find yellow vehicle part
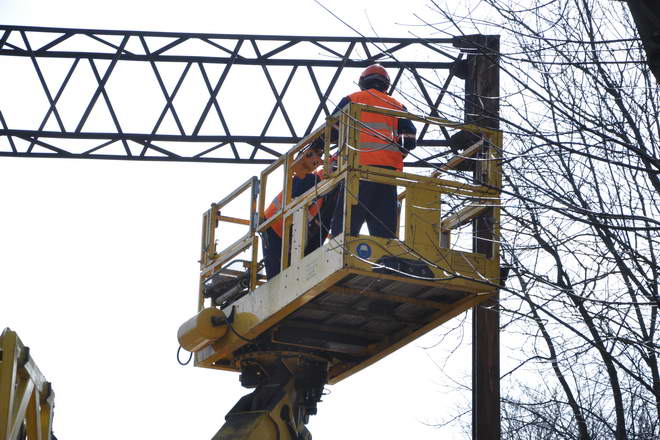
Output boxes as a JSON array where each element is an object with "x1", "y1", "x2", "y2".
[
  {"x1": 177, "y1": 308, "x2": 229, "y2": 352},
  {"x1": 211, "y1": 352, "x2": 324, "y2": 440},
  {"x1": 0, "y1": 328, "x2": 55, "y2": 440},
  {"x1": 186, "y1": 105, "x2": 501, "y2": 383},
  {"x1": 179, "y1": 103, "x2": 502, "y2": 439}
]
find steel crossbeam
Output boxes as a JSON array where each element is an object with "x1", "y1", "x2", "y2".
[{"x1": 0, "y1": 25, "x2": 465, "y2": 165}]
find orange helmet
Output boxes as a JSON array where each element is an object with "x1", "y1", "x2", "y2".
[{"x1": 358, "y1": 64, "x2": 390, "y2": 91}]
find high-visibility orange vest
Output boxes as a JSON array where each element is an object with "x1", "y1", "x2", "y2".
[
  {"x1": 347, "y1": 89, "x2": 405, "y2": 171},
  {"x1": 264, "y1": 173, "x2": 324, "y2": 237}
]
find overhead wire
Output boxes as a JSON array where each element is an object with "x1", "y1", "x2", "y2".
[
  {"x1": 308, "y1": 2, "x2": 660, "y2": 312},
  {"x1": 254, "y1": 101, "x2": 551, "y2": 295},
  {"x1": 314, "y1": 0, "x2": 469, "y2": 126},
  {"x1": 266, "y1": 88, "x2": 504, "y2": 286},
  {"x1": 223, "y1": 9, "x2": 649, "y2": 303},
  {"x1": 313, "y1": 171, "x2": 499, "y2": 287}
]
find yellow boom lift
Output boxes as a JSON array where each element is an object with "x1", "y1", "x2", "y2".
[
  {"x1": 178, "y1": 103, "x2": 502, "y2": 439},
  {"x1": 0, "y1": 328, "x2": 55, "y2": 440}
]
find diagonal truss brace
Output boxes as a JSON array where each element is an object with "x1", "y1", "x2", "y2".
[{"x1": 0, "y1": 25, "x2": 472, "y2": 165}]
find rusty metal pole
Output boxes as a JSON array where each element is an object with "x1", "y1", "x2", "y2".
[{"x1": 454, "y1": 34, "x2": 501, "y2": 440}]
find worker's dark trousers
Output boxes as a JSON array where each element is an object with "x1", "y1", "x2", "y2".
[
  {"x1": 331, "y1": 178, "x2": 397, "y2": 239},
  {"x1": 305, "y1": 189, "x2": 340, "y2": 255},
  {"x1": 262, "y1": 227, "x2": 282, "y2": 280}
]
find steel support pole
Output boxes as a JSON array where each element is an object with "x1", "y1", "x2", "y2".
[{"x1": 455, "y1": 34, "x2": 501, "y2": 440}]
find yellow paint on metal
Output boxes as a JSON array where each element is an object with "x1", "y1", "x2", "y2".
[
  {"x1": 177, "y1": 308, "x2": 228, "y2": 352},
  {"x1": 0, "y1": 328, "x2": 54, "y2": 440},
  {"x1": 196, "y1": 311, "x2": 260, "y2": 369},
  {"x1": 328, "y1": 292, "x2": 496, "y2": 383},
  {"x1": 185, "y1": 102, "x2": 502, "y2": 383}
]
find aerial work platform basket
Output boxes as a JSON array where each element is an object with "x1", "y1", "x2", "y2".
[{"x1": 181, "y1": 103, "x2": 502, "y2": 384}]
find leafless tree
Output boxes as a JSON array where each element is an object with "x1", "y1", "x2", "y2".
[{"x1": 415, "y1": 1, "x2": 659, "y2": 439}]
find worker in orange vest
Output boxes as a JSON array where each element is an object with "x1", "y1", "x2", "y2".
[
  {"x1": 262, "y1": 144, "x2": 324, "y2": 280},
  {"x1": 317, "y1": 64, "x2": 417, "y2": 239}
]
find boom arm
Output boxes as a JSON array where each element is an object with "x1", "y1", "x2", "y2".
[
  {"x1": 212, "y1": 352, "x2": 326, "y2": 440},
  {"x1": 0, "y1": 328, "x2": 55, "y2": 440}
]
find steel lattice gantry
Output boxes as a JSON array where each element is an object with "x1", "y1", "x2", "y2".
[
  {"x1": 0, "y1": 25, "x2": 474, "y2": 165},
  {"x1": 0, "y1": 23, "x2": 504, "y2": 440}
]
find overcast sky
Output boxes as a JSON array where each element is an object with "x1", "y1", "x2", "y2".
[{"x1": 0, "y1": 1, "x2": 477, "y2": 438}]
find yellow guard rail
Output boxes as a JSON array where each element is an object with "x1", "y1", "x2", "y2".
[{"x1": 187, "y1": 103, "x2": 502, "y2": 383}]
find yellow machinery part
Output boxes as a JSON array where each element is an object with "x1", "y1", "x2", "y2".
[
  {"x1": 177, "y1": 308, "x2": 228, "y2": 352},
  {"x1": 212, "y1": 412, "x2": 279, "y2": 440},
  {"x1": 211, "y1": 352, "x2": 322, "y2": 440},
  {"x1": 184, "y1": 103, "x2": 502, "y2": 438},
  {"x1": 0, "y1": 328, "x2": 55, "y2": 440},
  {"x1": 190, "y1": 105, "x2": 502, "y2": 381}
]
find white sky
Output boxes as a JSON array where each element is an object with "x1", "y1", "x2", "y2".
[{"x1": 0, "y1": 1, "x2": 477, "y2": 438}]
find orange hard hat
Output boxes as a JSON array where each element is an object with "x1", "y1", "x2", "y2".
[{"x1": 358, "y1": 64, "x2": 390, "y2": 91}]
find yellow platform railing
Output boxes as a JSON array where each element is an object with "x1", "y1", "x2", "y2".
[{"x1": 196, "y1": 102, "x2": 502, "y2": 313}]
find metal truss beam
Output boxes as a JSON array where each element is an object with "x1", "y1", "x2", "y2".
[{"x1": 0, "y1": 25, "x2": 465, "y2": 165}]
